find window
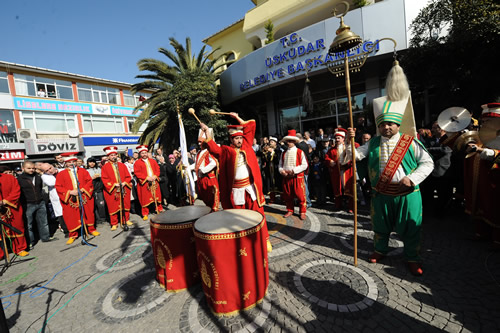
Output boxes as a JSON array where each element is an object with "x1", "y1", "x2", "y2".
[
  {"x1": 0, "y1": 71, "x2": 9, "y2": 93},
  {"x1": 20, "y1": 111, "x2": 77, "y2": 133},
  {"x1": 82, "y1": 114, "x2": 124, "y2": 133},
  {"x1": 127, "y1": 118, "x2": 148, "y2": 132},
  {"x1": 122, "y1": 90, "x2": 136, "y2": 106},
  {"x1": 225, "y1": 52, "x2": 236, "y2": 68},
  {"x1": 135, "y1": 92, "x2": 151, "y2": 106},
  {"x1": 77, "y1": 84, "x2": 120, "y2": 104},
  {"x1": 13, "y1": 74, "x2": 73, "y2": 99}
]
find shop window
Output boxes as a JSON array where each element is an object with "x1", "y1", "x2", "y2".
[
  {"x1": 82, "y1": 114, "x2": 124, "y2": 133},
  {"x1": 0, "y1": 71, "x2": 9, "y2": 93},
  {"x1": 14, "y1": 74, "x2": 73, "y2": 100},
  {"x1": 20, "y1": 111, "x2": 77, "y2": 133}
]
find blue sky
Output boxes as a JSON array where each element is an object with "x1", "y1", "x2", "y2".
[{"x1": 0, "y1": 0, "x2": 254, "y2": 83}]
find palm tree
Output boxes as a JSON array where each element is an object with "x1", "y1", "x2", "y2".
[{"x1": 130, "y1": 37, "x2": 229, "y2": 148}]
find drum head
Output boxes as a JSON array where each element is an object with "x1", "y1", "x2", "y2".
[
  {"x1": 194, "y1": 209, "x2": 263, "y2": 234},
  {"x1": 151, "y1": 205, "x2": 212, "y2": 224}
]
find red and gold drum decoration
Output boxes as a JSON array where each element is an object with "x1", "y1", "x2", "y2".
[
  {"x1": 150, "y1": 205, "x2": 211, "y2": 292},
  {"x1": 194, "y1": 209, "x2": 269, "y2": 315}
]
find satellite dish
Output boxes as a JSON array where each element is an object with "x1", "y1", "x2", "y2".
[{"x1": 68, "y1": 128, "x2": 80, "y2": 138}]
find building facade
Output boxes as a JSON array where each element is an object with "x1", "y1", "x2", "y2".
[
  {"x1": 204, "y1": 0, "x2": 429, "y2": 138},
  {"x1": 0, "y1": 61, "x2": 151, "y2": 167}
]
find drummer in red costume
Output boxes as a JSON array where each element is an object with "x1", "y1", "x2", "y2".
[
  {"x1": 193, "y1": 128, "x2": 220, "y2": 211},
  {"x1": 55, "y1": 152, "x2": 100, "y2": 245},
  {"x1": 200, "y1": 113, "x2": 272, "y2": 252},
  {"x1": 101, "y1": 146, "x2": 134, "y2": 230},
  {"x1": 133, "y1": 145, "x2": 163, "y2": 220},
  {"x1": 279, "y1": 129, "x2": 309, "y2": 220},
  {"x1": 0, "y1": 171, "x2": 29, "y2": 259},
  {"x1": 325, "y1": 128, "x2": 359, "y2": 212}
]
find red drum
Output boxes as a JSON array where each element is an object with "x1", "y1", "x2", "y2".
[
  {"x1": 194, "y1": 209, "x2": 269, "y2": 315},
  {"x1": 150, "y1": 205, "x2": 211, "y2": 291}
]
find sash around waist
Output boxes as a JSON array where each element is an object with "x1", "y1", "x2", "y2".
[
  {"x1": 233, "y1": 177, "x2": 251, "y2": 188},
  {"x1": 373, "y1": 183, "x2": 418, "y2": 196}
]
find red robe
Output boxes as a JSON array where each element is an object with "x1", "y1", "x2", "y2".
[
  {"x1": 134, "y1": 158, "x2": 162, "y2": 215},
  {"x1": 101, "y1": 162, "x2": 132, "y2": 225},
  {"x1": 194, "y1": 149, "x2": 220, "y2": 211},
  {"x1": 325, "y1": 142, "x2": 359, "y2": 210},
  {"x1": 464, "y1": 152, "x2": 500, "y2": 240},
  {"x1": 206, "y1": 120, "x2": 265, "y2": 210},
  {"x1": 0, "y1": 174, "x2": 27, "y2": 257},
  {"x1": 55, "y1": 167, "x2": 96, "y2": 237}
]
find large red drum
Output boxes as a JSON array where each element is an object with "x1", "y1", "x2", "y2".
[
  {"x1": 150, "y1": 205, "x2": 211, "y2": 291},
  {"x1": 194, "y1": 209, "x2": 269, "y2": 315}
]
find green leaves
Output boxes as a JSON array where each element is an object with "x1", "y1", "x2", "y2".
[{"x1": 129, "y1": 37, "x2": 228, "y2": 150}]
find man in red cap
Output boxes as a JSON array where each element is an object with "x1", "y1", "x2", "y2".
[
  {"x1": 325, "y1": 128, "x2": 359, "y2": 212},
  {"x1": 193, "y1": 129, "x2": 220, "y2": 211},
  {"x1": 133, "y1": 145, "x2": 163, "y2": 220},
  {"x1": 101, "y1": 146, "x2": 133, "y2": 230},
  {"x1": 279, "y1": 129, "x2": 308, "y2": 220},
  {"x1": 200, "y1": 113, "x2": 271, "y2": 251},
  {"x1": 55, "y1": 153, "x2": 99, "y2": 244},
  {"x1": 0, "y1": 170, "x2": 29, "y2": 259}
]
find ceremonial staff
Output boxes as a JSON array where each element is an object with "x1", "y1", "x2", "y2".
[
  {"x1": 327, "y1": 2, "x2": 396, "y2": 266},
  {"x1": 72, "y1": 165, "x2": 96, "y2": 247}
]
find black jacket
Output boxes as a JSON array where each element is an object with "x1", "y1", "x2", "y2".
[{"x1": 17, "y1": 173, "x2": 44, "y2": 204}]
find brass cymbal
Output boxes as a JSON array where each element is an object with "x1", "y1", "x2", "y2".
[
  {"x1": 454, "y1": 130, "x2": 482, "y2": 152},
  {"x1": 437, "y1": 107, "x2": 471, "y2": 133},
  {"x1": 479, "y1": 117, "x2": 500, "y2": 149}
]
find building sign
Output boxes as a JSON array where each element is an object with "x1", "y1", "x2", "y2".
[
  {"x1": 239, "y1": 33, "x2": 378, "y2": 92},
  {"x1": 219, "y1": 0, "x2": 412, "y2": 104},
  {"x1": 24, "y1": 138, "x2": 84, "y2": 155},
  {"x1": 13, "y1": 97, "x2": 141, "y2": 117},
  {"x1": 0, "y1": 109, "x2": 18, "y2": 143},
  {"x1": 82, "y1": 136, "x2": 140, "y2": 146},
  {"x1": 0, "y1": 150, "x2": 25, "y2": 161}
]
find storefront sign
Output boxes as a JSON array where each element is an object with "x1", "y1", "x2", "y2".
[
  {"x1": 82, "y1": 136, "x2": 140, "y2": 146},
  {"x1": 0, "y1": 109, "x2": 18, "y2": 143},
  {"x1": 13, "y1": 97, "x2": 141, "y2": 117},
  {"x1": 0, "y1": 150, "x2": 25, "y2": 161},
  {"x1": 24, "y1": 138, "x2": 84, "y2": 155}
]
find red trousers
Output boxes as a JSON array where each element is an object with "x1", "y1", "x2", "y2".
[
  {"x1": 196, "y1": 176, "x2": 220, "y2": 211},
  {"x1": 282, "y1": 175, "x2": 307, "y2": 214}
]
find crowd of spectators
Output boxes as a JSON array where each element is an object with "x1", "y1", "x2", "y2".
[{"x1": 0, "y1": 116, "x2": 471, "y2": 253}]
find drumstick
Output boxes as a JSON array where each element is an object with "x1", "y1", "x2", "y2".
[
  {"x1": 209, "y1": 109, "x2": 232, "y2": 116},
  {"x1": 188, "y1": 108, "x2": 202, "y2": 125}
]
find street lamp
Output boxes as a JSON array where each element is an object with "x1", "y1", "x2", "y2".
[{"x1": 327, "y1": 2, "x2": 396, "y2": 266}]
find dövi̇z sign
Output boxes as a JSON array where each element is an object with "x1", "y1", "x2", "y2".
[{"x1": 24, "y1": 138, "x2": 84, "y2": 155}]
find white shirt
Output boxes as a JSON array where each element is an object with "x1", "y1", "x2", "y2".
[
  {"x1": 41, "y1": 174, "x2": 63, "y2": 217},
  {"x1": 348, "y1": 133, "x2": 434, "y2": 186},
  {"x1": 278, "y1": 146, "x2": 308, "y2": 175},
  {"x1": 232, "y1": 150, "x2": 257, "y2": 205}
]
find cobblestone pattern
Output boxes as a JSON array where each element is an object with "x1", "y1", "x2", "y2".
[{"x1": 1, "y1": 202, "x2": 500, "y2": 332}]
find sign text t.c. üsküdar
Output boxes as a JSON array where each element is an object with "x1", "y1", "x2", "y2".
[{"x1": 239, "y1": 32, "x2": 378, "y2": 92}]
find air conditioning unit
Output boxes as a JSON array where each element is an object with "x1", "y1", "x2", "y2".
[{"x1": 17, "y1": 128, "x2": 36, "y2": 142}]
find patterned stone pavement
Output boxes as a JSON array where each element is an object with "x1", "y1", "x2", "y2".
[{"x1": 1, "y1": 200, "x2": 500, "y2": 332}]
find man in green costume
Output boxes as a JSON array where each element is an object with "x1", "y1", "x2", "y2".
[{"x1": 346, "y1": 61, "x2": 434, "y2": 276}]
